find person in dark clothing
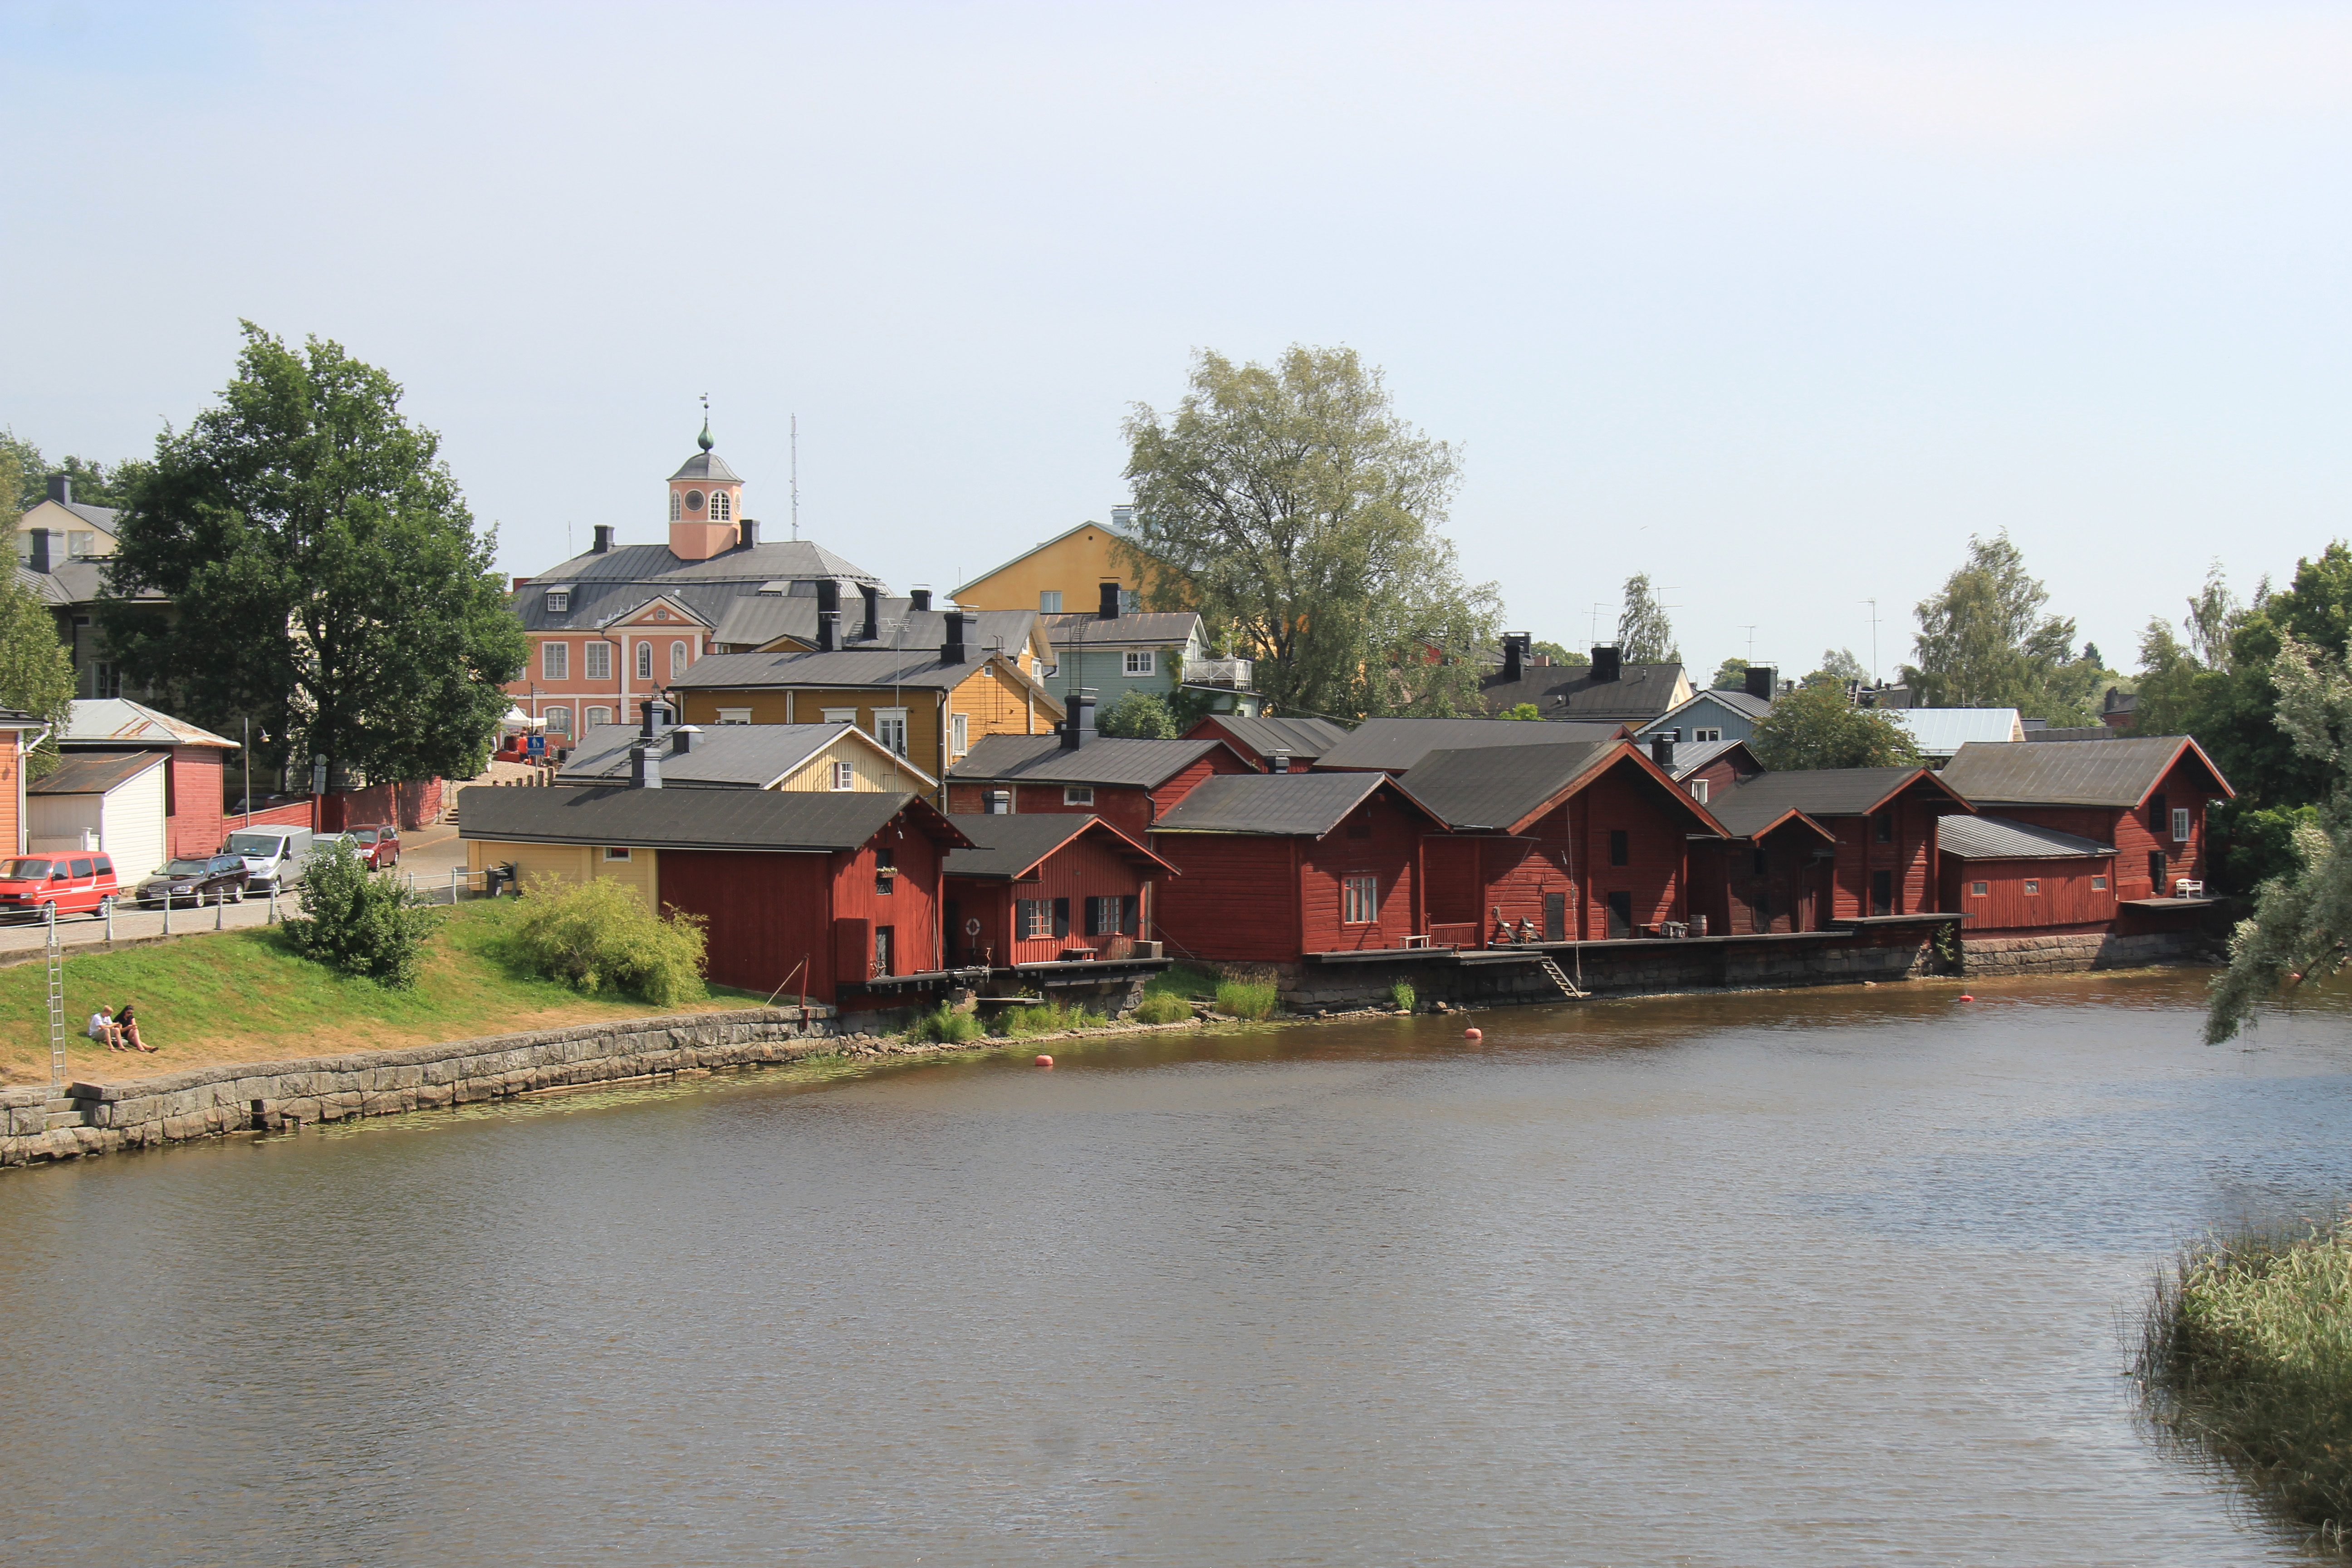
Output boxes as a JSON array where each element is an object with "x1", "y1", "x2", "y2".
[{"x1": 116, "y1": 1002, "x2": 153, "y2": 1054}]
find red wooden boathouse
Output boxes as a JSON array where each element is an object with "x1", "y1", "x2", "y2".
[{"x1": 943, "y1": 813, "x2": 1177, "y2": 967}]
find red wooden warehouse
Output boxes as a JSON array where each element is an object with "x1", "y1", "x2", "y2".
[
  {"x1": 1700, "y1": 765, "x2": 1975, "y2": 930},
  {"x1": 1397, "y1": 738, "x2": 1728, "y2": 945},
  {"x1": 458, "y1": 783, "x2": 970, "y2": 1007},
  {"x1": 946, "y1": 715, "x2": 1250, "y2": 836},
  {"x1": 943, "y1": 813, "x2": 1177, "y2": 968},
  {"x1": 1935, "y1": 814, "x2": 2120, "y2": 935},
  {"x1": 1148, "y1": 771, "x2": 1448, "y2": 961},
  {"x1": 1936, "y1": 735, "x2": 2233, "y2": 902}
]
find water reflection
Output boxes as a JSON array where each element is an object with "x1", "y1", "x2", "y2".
[{"x1": 0, "y1": 970, "x2": 2345, "y2": 1565}]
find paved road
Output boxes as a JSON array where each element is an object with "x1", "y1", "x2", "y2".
[{"x1": 0, "y1": 823, "x2": 477, "y2": 959}]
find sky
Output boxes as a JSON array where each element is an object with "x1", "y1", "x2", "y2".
[{"x1": 6, "y1": 0, "x2": 2351, "y2": 686}]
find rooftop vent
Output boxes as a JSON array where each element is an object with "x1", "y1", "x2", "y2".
[{"x1": 1592, "y1": 644, "x2": 1622, "y2": 683}]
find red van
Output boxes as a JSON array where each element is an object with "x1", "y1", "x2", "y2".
[{"x1": 0, "y1": 854, "x2": 120, "y2": 921}]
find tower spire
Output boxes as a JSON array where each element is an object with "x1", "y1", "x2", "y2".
[{"x1": 697, "y1": 392, "x2": 713, "y2": 452}]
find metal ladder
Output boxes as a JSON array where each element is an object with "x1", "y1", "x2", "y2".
[
  {"x1": 1532, "y1": 952, "x2": 1586, "y2": 1000},
  {"x1": 45, "y1": 906, "x2": 66, "y2": 1085}
]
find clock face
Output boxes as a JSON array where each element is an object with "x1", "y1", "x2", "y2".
[{"x1": 685, "y1": 489, "x2": 706, "y2": 513}]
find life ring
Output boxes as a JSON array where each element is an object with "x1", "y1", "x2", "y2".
[{"x1": 964, "y1": 917, "x2": 982, "y2": 936}]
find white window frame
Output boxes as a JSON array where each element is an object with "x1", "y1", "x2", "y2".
[
  {"x1": 1063, "y1": 785, "x2": 1094, "y2": 806},
  {"x1": 1018, "y1": 898, "x2": 1053, "y2": 939},
  {"x1": 584, "y1": 706, "x2": 612, "y2": 729},
  {"x1": 717, "y1": 708, "x2": 752, "y2": 725},
  {"x1": 713, "y1": 489, "x2": 731, "y2": 521},
  {"x1": 2171, "y1": 807, "x2": 2191, "y2": 843},
  {"x1": 671, "y1": 640, "x2": 689, "y2": 679},
  {"x1": 542, "y1": 641, "x2": 569, "y2": 680},
  {"x1": 1039, "y1": 590, "x2": 1063, "y2": 613},
  {"x1": 669, "y1": 491, "x2": 682, "y2": 522},
  {"x1": 832, "y1": 760, "x2": 855, "y2": 791},
  {"x1": 1342, "y1": 873, "x2": 1379, "y2": 926},
  {"x1": 1691, "y1": 727, "x2": 1723, "y2": 743},
  {"x1": 584, "y1": 641, "x2": 611, "y2": 681},
  {"x1": 603, "y1": 847, "x2": 632, "y2": 862},
  {"x1": 543, "y1": 706, "x2": 573, "y2": 735},
  {"x1": 951, "y1": 713, "x2": 969, "y2": 755},
  {"x1": 821, "y1": 707, "x2": 857, "y2": 725},
  {"x1": 545, "y1": 589, "x2": 569, "y2": 614},
  {"x1": 1969, "y1": 880, "x2": 1989, "y2": 897},
  {"x1": 1124, "y1": 649, "x2": 1155, "y2": 676},
  {"x1": 68, "y1": 530, "x2": 94, "y2": 559},
  {"x1": 1687, "y1": 779, "x2": 1710, "y2": 804},
  {"x1": 874, "y1": 708, "x2": 909, "y2": 755},
  {"x1": 636, "y1": 641, "x2": 652, "y2": 681}
]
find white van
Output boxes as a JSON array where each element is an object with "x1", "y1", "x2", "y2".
[{"x1": 226, "y1": 827, "x2": 315, "y2": 894}]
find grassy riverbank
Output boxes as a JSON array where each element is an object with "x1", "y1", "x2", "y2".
[
  {"x1": 2138, "y1": 1216, "x2": 2352, "y2": 1544},
  {"x1": 0, "y1": 902, "x2": 753, "y2": 1085}
]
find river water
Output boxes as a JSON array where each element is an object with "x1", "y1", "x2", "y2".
[{"x1": 1, "y1": 971, "x2": 2348, "y2": 1565}]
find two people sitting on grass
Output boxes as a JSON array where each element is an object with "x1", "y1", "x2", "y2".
[{"x1": 84, "y1": 1003, "x2": 153, "y2": 1054}]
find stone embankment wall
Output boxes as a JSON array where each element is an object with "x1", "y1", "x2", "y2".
[
  {"x1": 1960, "y1": 929, "x2": 2217, "y2": 977},
  {"x1": 0, "y1": 1006, "x2": 842, "y2": 1169}
]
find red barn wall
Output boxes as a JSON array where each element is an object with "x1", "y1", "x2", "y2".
[
  {"x1": 1943, "y1": 855, "x2": 2117, "y2": 933},
  {"x1": 1152, "y1": 835, "x2": 1301, "y2": 962},
  {"x1": 948, "y1": 833, "x2": 1156, "y2": 966},
  {"x1": 1148, "y1": 749, "x2": 1250, "y2": 817},
  {"x1": 657, "y1": 849, "x2": 840, "y2": 1001},
  {"x1": 829, "y1": 818, "x2": 945, "y2": 979},
  {"x1": 1298, "y1": 792, "x2": 1423, "y2": 951},
  {"x1": 1581, "y1": 766, "x2": 1686, "y2": 936},
  {"x1": 167, "y1": 747, "x2": 226, "y2": 858}
]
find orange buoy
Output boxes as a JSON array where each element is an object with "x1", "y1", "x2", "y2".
[
  {"x1": 1034, "y1": 1054, "x2": 1054, "y2": 1068},
  {"x1": 1959, "y1": 994, "x2": 1975, "y2": 1002},
  {"x1": 1463, "y1": 1027, "x2": 1483, "y2": 1042}
]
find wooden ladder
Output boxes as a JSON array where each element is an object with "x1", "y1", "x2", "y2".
[{"x1": 1533, "y1": 952, "x2": 1586, "y2": 1000}]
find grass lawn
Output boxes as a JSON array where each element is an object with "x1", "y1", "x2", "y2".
[{"x1": 0, "y1": 900, "x2": 755, "y2": 1087}]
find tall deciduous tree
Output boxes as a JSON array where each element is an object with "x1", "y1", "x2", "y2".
[
  {"x1": 99, "y1": 324, "x2": 526, "y2": 785},
  {"x1": 1615, "y1": 573, "x2": 1679, "y2": 664},
  {"x1": 0, "y1": 574, "x2": 76, "y2": 779},
  {"x1": 1748, "y1": 685, "x2": 1922, "y2": 771},
  {"x1": 1903, "y1": 533, "x2": 2086, "y2": 715},
  {"x1": 1803, "y1": 647, "x2": 1869, "y2": 689},
  {"x1": 1710, "y1": 656, "x2": 1750, "y2": 690},
  {"x1": 1119, "y1": 346, "x2": 1500, "y2": 720},
  {"x1": 0, "y1": 430, "x2": 148, "y2": 514}
]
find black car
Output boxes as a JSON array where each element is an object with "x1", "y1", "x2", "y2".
[{"x1": 136, "y1": 855, "x2": 252, "y2": 907}]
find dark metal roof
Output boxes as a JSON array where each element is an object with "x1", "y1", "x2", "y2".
[
  {"x1": 666, "y1": 450, "x2": 745, "y2": 483},
  {"x1": 1661, "y1": 737, "x2": 1755, "y2": 782},
  {"x1": 1313, "y1": 717, "x2": 1628, "y2": 772},
  {"x1": 1479, "y1": 662, "x2": 1690, "y2": 720},
  {"x1": 1939, "y1": 814, "x2": 2114, "y2": 860},
  {"x1": 1398, "y1": 741, "x2": 1619, "y2": 830},
  {"x1": 2025, "y1": 727, "x2": 2117, "y2": 744},
  {"x1": 1191, "y1": 714, "x2": 1353, "y2": 762},
  {"x1": 1041, "y1": 611, "x2": 1200, "y2": 647},
  {"x1": 943, "y1": 813, "x2": 1175, "y2": 879},
  {"x1": 950, "y1": 735, "x2": 1230, "y2": 789},
  {"x1": 1646, "y1": 687, "x2": 1773, "y2": 727},
  {"x1": 556, "y1": 722, "x2": 899, "y2": 789},
  {"x1": 28, "y1": 752, "x2": 167, "y2": 795},
  {"x1": 457, "y1": 784, "x2": 968, "y2": 853},
  {"x1": 673, "y1": 646, "x2": 1000, "y2": 694},
  {"x1": 1709, "y1": 766, "x2": 1967, "y2": 837},
  {"x1": 1936, "y1": 735, "x2": 2233, "y2": 808},
  {"x1": 1151, "y1": 771, "x2": 1395, "y2": 837}
]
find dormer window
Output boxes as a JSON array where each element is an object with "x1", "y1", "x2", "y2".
[{"x1": 544, "y1": 589, "x2": 569, "y2": 614}]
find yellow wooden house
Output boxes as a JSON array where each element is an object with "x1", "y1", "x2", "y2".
[{"x1": 952, "y1": 518, "x2": 1172, "y2": 616}]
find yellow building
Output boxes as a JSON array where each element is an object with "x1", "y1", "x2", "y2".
[{"x1": 952, "y1": 518, "x2": 1176, "y2": 616}]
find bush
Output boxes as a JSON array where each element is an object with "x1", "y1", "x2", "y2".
[
  {"x1": 505, "y1": 877, "x2": 708, "y2": 1007},
  {"x1": 1131, "y1": 991, "x2": 1193, "y2": 1024},
  {"x1": 906, "y1": 1004, "x2": 985, "y2": 1044},
  {"x1": 2138, "y1": 1215, "x2": 2352, "y2": 1537},
  {"x1": 994, "y1": 1001, "x2": 1103, "y2": 1037},
  {"x1": 1095, "y1": 690, "x2": 1180, "y2": 739},
  {"x1": 1214, "y1": 979, "x2": 1277, "y2": 1019},
  {"x1": 281, "y1": 840, "x2": 441, "y2": 988},
  {"x1": 1389, "y1": 979, "x2": 1417, "y2": 1012}
]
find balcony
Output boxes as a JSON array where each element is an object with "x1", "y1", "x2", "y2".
[{"x1": 1182, "y1": 656, "x2": 1254, "y2": 691}]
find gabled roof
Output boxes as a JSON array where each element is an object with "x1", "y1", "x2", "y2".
[
  {"x1": 1936, "y1": 734, "x2": 2235, "y2": 808},
  {"x1": 28, "y1": 751, "x2": 167, "y2": 795},
  {"x1": 1401, "y1": 740, "x2": 1726, "y2": 836},
  {"x1": 943, "y1": 813, "x2": 1177, "y2": 880},
  {"x1": 555, "y1": 721, "x2": 935, "y2": 790},
  {"x1": 1042, "y1": 611, "x2": 1200, "y2": 648},
  {"x1": 1188, "y1": 714, "x2": 1353, "y2": 764},
  {"x1": 670, "y1": 646, "x2": 1061, "y2": 719},
  {"x1": 949, "y1": 734, "x2": 1235, "y2": 789},
  {"x1": 1313, "y1": 717, "x2": 1629, "y2": 773},
  {"x1": 1480, "y1": 662, "x2": 1690, "y2": 720},
  {"x1": 458, "y1": 783, "x2": 970, "y2": 853},
  {"x1": 1662, "y1": 737, "x2": 1758, "y2": 782},
  {"x1": 61, "y1": 698, "x2": 236, "y2": 750},
  {"x1": 1642, "y1": 687, "x2": 1773, "y2": 730},
  {"x1": 1708, "y1": 766, "x2": 1972, "y2": 838},
  {"x1": 1153, "y1": 771, "x2": 1437, "y2": 837},
  {"x1": 1882, "y1": 707, "x2": 2024, "y2": 756},
  {"x1": 951, "y1": 520, "x2": 1133, "y2": 599},
  {"x1": 1939, "y1": 814, "x2": 2114, "y2": 860}
]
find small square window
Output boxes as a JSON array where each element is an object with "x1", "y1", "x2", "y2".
[
  {"x1": 1124, "y1": 650, "x2": 1155, "y2": 676},
  {"x1": 832, "y1": 760, "x2": 855, "y2": 791},
  {"x1": 1687, "y1": 779, "x2": 1710, "y2": 804},
  {"x1": 2092, "y1": 875, "x2": 2108, "y2": 890},
  {"x1": 545, "y1": 589, "x2": 569, "y2": 614},
  {"x1": 1063, "y1": 786, "x2": 1094, "y2": 806},
  {"x1": 1970, "y1": 881, "x2": 1989, "y2": 897},
  {"x1": 1692, "y1": 727, "x2": 1722, "y2": 743},
  {"x1": 603, "y1": 847, "x2": 631, "y2": 862},
  {"x1": 1342, "y1": 873, "x2": 1379, "y2": 925},
  {"x1": 717, "y1": 708, "x2": 752, "y2": 725},
  {"x1": 1039, "y1": 590, "x2": 1063, "y2": 613},
  {"x1": 2023, "y1": 879, "x2": 2040, "y2": 895}
]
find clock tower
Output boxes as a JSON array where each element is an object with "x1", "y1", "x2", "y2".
[{"x1": 667, "y1": 416, "x2": 744, "y2": 561}]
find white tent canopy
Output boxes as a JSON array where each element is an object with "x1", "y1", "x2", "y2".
[{"x1": 501, "y1": 706, "x2": 546, "y2": 732}]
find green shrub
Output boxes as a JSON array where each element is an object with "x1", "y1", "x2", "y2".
[
  {"x1": 281, "y1": 840, "x2": 441, "y2": 988},
  {"x1": 505, "y1": 877, "x2": 708, "y2": 1007},
  {"x1": 994, "y1": 1001, "x2": 1103, "y2": 1037},
  {"x1": 906, "y1": 1004, "x2": 985, "y2": 1044},
  {"x1": 1094, "y1": 690, "x2": 1179, "y2": 739},
  {"x1": 1214, "y1": 979, "x2": 1277, "y2": 1019},
  {"x1": 1389, "y1": 979, "x2": 1417, "y2": 1012},
  {"x1": 2139, "y1": 1215, "x2": 2352, "y2": 1536},
  {"x1": 1131, "y1": 991, "x2": 1193, "y2": 1024},
  {"x1": 1145, "y1": 965, "x2": 1219, "y2": 1001}
]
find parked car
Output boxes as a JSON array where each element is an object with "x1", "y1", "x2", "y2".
[
  {"x1": 348, "y1": 825, "x2": 400, "y2": 869},
  {"x1": 225, "y1": 827, "x2": 315, "y2": 894},
  {"x1": 0, "y1": 853, "x2": 120, "y2": 921},
  {"x1": 135, "y1": 854, "x2": 251, "y2": 908}
]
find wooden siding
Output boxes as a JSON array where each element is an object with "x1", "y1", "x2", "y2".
[
  {"x1": 1149, "y1": 749, "x2": 1250, "y2": 817},
  {"x1": 1942, "y1": 854, "x2": 2117, "y2": 933},
  {"x1": 946, "y1": 831, "x2": 1155, "y2": 966},
  {"x1": 1578, "y1": 765, "x2": 1686, "y2": 937},
  {"x1": 1823, "y1": 783, "x2": 1949, "y2": 919},
  {"x1": 1693, "y1": 821, "x2": 1824, "y2": 936},
  {"x1": 657, "y1": 849, "x2": 841, "y2": 1001},
  {"x1": 1298, "y1": 792, "x2": 1424, "y2": 951},
  {"x1": 466, "y1": 838, "x2": 660, "y2": 905},
  {"x1": 1152, "y1": 835, "x2": 1301, "y2": 962},
  {"x1": 1994, "y1": 760, "x2": 2215, "y2": 898},
  {"x1": 827, "y1": 813, "x2": 946, "y2": 981},
  {"x1": 777, "y1": 735, "x2": 902, "y2": 793},
  {"x1": 167, "y1": 746, "x2": 225, "y2": 859},
  {"x1": 943, "y1": 748, "x2": 1245, "y2": 837}
]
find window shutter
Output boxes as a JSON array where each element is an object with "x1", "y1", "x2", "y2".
[
  {"x1": 1120, "y1": 895, "x2": 1137, "y2": 935},
  {"x1": 1053, "y1": 898, "x2": 1070, "y2": 939}
]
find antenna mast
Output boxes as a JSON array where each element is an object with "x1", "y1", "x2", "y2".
[{"x1": 790, "y1": 413, "x2": 800, "y2": 541}]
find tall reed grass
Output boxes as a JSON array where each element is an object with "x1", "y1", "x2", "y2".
[
  {"x1": 1130, "y1": 991, "x2": 1194, "y2": 1024},
  {"x1": 1214, "y1": 979, "x2": 1277, "y2": 1019},
  {"x1": 2137, "y1": 1215, "x2": 2352, "y2": 1544},
  {"x1": 995, "y1": 1001, "x2": 1103, "y2": 1037}
]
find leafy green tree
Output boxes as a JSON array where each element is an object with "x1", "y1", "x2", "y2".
[
  {"x1": 1802, "y1": 648, "x2": 1869, "y2": 689},
  {"x1": 1119, "y1": 346, "x2": 1501, "y2": 720},
  {"x1": 1903, "y1": 533, "x2": 2081, "y2": 712},
  {"x1": 1615, "y1": 573, "x2": 1680, "y2": 664},
  {"x1": 1749, "y1": 685, "x2": 1922, "y2": 771},
  {"x1": 99, "y1": 324, "x2": 528, "y2": 787},
  {"x1": 1710, "y1": 657, "x2": 1749, "y2": 690},
  {"x1": 0, "y1": 573, "x2": 76, "y2": 779},
  {"x1": 1529, "y1": 640, "x2": 1586, "y2": 667},
  {"x1": 281, "y1": 839, "x2": 441, "y2": 988},
  {"x1": 1498, "y1": 702, "x2": 1543, "y2": 721},
  {"x1": 1095, "y1": 690, "x2": 1179, "y2": 739},
  {"x1": 0, "y1": 430, "x2": 148, "y2": 513}
]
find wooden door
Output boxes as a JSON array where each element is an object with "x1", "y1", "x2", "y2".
[
  {"x1": 1606, "y1": 891, "x2": 1634, "y2": 938},
  {"x1": 1543, "y1": 892, "x2": 1566, "y2": 943}
]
